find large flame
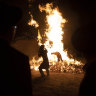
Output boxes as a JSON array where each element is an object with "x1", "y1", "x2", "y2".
[
  {"x1": 39, "y1": 3, "x2": 82, "y2": 64},
  {"x1": 39, "y1": 3, "x2": 66, "y2": 62},
  {"x1": 29, "y1": 3, "x2": 84, "y2": 73}
]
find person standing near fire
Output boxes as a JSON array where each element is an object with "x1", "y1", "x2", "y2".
[{"x1": 38, "y1": 45, "x2": 49, "y2": 77}]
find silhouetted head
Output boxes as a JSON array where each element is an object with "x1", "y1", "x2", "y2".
[
  {"x1": 0, "y1": 2, "x2": 22, "y2": 42},
  {"x1": 40, "y1": 45, "x2": 45, "y2": 50},
  {"x1": 72, "y1": 22, "x2": 96, "y2": 62}
]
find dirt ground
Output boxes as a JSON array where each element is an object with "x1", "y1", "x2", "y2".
[{"x1": 31, "y1": 70, "x2": 84, "y2": 96}]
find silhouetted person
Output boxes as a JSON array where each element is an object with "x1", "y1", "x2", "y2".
[
  {"x1": 38, "y1": 45, "x2": 49, "y2": 77},
  {"x1": 0, "y1": 2, "x2": 32, "y2": 96},
  {"x1": 51, "y1": 52, "x2": 63, "y2": 62},
  {"x1": 72, "y1": 22, "x2": 96, "y2": 96}
]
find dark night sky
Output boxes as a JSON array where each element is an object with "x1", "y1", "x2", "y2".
[{"x1": 1, "y1": 0, "x2": 96, "y2": 58}]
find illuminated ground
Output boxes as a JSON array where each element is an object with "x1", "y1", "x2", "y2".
[{"x1": 31, "y1": 70, "x2": 84, "y2": 96}]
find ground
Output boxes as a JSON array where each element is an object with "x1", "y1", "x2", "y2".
[{"x1": 31, "y1": 70, "x2": 84, "y2": 96}]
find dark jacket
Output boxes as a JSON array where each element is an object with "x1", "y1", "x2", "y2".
[
  {"x1": 79, "y1": 61, "x2": 96, "y2": 96},
  {"x1": 0, "y1": 40, "x2": 32, "y2": 96}
]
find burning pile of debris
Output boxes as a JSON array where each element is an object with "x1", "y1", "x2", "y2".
[
  {"x1": 30, "y1": 56, "x2": 84, "y2": 74},
  {"x1": 49, "y1": 61, "x2": 84, "y2": 73}
]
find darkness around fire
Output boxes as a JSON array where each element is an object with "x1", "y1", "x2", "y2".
[{"x1": 2, "y1": 0, "x2": 96, "y2": 59}]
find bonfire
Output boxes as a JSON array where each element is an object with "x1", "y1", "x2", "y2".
[{"x1": 28, "y1": 3, "x2": 84, "y2": 73}]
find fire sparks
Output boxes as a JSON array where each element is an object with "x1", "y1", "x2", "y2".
[{"x1": 29, "y1": 3, "x2": 84, "y2": 73}]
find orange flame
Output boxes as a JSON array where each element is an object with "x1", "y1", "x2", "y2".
[
  {"x1": 38, "y1": 3, "x2": 82, "y2": 65},
  {"x1": 29, "y1": 3, "x2": 84, "y2": 72},
  {"x1": 28, "y1": 12, "x2": 39, "y2": 28}
]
